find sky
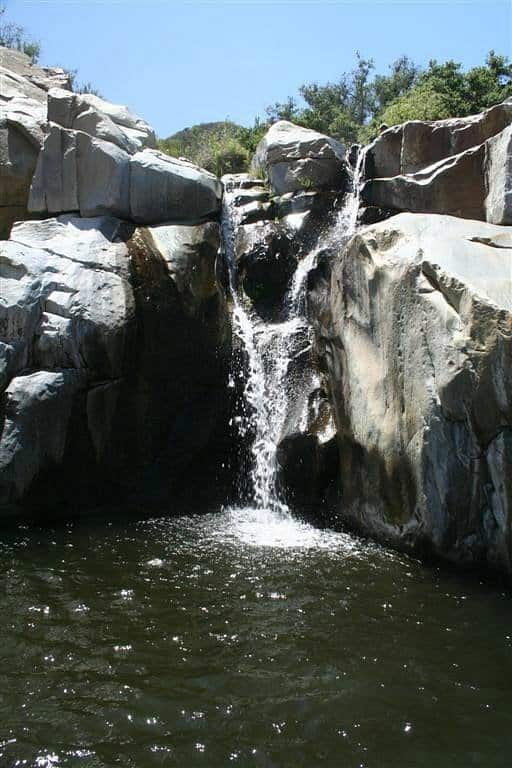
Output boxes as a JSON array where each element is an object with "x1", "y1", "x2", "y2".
[{"x1": 7, "y1": 0, "x2": 512, "y2": 137}]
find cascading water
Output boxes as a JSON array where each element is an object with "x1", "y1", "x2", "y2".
[{"x1": 222, "y1": 154, "x2": 363, "y2": 518}]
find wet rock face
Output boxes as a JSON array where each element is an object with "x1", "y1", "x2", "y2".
[
  {"x1": 222, "y1": 172, "x2": 347, "y2": 320},
  {"x1": 311, "y1": 213, "x2": 512, "y2": 572},
  {"x1": 233, "y1": 222, "x2": 297, "y2": 319},
  {"x1": 276, "y1": 385, "x2": 340, "y2": 517},
  {"x1": 0, "y1": 216, "x2": 232, "y2": 517}
]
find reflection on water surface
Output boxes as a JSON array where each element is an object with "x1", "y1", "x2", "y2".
[{"x1": 1, "y1": 506, "x2": 510, "y2": 767}]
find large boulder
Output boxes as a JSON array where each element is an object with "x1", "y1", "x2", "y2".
[
  {"x1": 364, "y1": 98, "x2": 512, "y2": 178},
  {"x1": 0, "y1": 215, "x2": 232, "y2": 516},
  {"x1": 0, "y1": 46, "x2": 71, "y2": 238},
  {"x1": 29, "y1": 127, "x2": 222, "y2": 224},
  {"x1": 362, "y1": 144, "x2": 486, "y2": 220},
  {"x1": 129, "y1": 150, "x2": 222, "y2": 224},
  {"x1": 0, "y1": 370, "x2": 87, "y2": 508},
  {"x1": 47, "y1": 87, "x2": 156, "y2": 153},
  {"x1": 362, "y1": 124, "x2": 512, "y2": 225},
  {"x1": 1, "y1": 215, "x2": 135, "y2": 382},
  {"x1": 311, "y1": 212, "x2": 512, "y2": 572},
  {"x1": 253, "y1": 120, "x2": 348, "y2": 195}
]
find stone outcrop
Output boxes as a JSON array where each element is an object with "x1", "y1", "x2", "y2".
[
  {"x1": 47, "y1": 87, "x2": 156, "y2": 153},
  {"x1": 361, "y1": 100, "x2": 512, "y2": 225},
  {"x1": 0, "y1": 45, "x2": 222, "y2": 234},
  {"x1": 364, "y1": 99, "x2": 512, "y2": 178},
  {"x1": 0, "y1": 45, "x2": 231, "y2": 518},
  {"x1": 253, "y1": 120, "x2": 348, "y2": 195},
  {"x1": 0, "y1": 47, "x2": 71, "y2": 100},
  {"x1": 27, "y1": 83, "x2": 221, "y2": 225},
  {"x1": 310, "y1": 213, "x2": 512, "y2": 572},
  {"x1": 0, "y1": 215, "x2": 231, "y2": 516},
  {"x1": 29, "y1": 125, "x2": 222, "y2": 224},
  {"x1": 0, "y1": 46, "x2": 71, "y2": 238}
]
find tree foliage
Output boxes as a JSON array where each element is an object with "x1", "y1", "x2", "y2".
[
  {"x1": 369, "y1": 52, "x2": 512, "y2": 136},
  {"x1": 0, "y1": 2, "x2": 40, "y2": 62},
  {"x1": 156, "y1": 51, "x2": 512, "y2": 175},
  {"x1": 158, "y1": 120, "x2": 267, "y2": 177},
  {"x1": 266, "y1": 50, "x2": 512, "y2": 146}
]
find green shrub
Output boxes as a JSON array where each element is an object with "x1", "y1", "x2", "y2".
[
  {"x1": 158, "y1": 121, "x2": 260, "y2": 176},
  {"x1": 0, "y1": 3, "x2": 40, "y2": 62}
]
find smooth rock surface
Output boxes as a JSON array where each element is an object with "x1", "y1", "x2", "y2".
[
  {"x1": 364, "y1": 98, "x2": 512, "y2": 178},
  {"x1": 485, "y1": 124, "x2": 512, "y2": 224},
  {"x1": 253, "y1": 120, "x2": 348, "y2": 195},
  {"x1": 29, "y1": 136, "x2": 222, "y2": 224},
  {"x1": 129, "y1": 150, "x2": 222, "y2": 224},
  {"x1": 48, "y1": 87, "x2": 156, "y2": 153},
  {"x1": 311, "y1": 212, "x2": 512, "y2": 571},
  {"x1": 361, "y1": 104, "x2": 512, "y2": 225},
  {"x1": 362, "y1": 144, "x2": 486, "y2": 220},
  {"x1": 0, "y1": 370, "x2": 86, "y2": 507},
  {"x1": 0, "y1": 214, "x2": 231, "y2": 514},
  {"x1": 1, "y1": 215, "x2": 134, "y2": 379},
  {"x1": 0, "y1": 46, "x2": 66, "y2": 237}
]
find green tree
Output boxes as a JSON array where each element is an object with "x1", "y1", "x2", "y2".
[
  {"x1": 0, "y1": 2, "x2": 40, "y2": 62},
  {"x1": 158, "y1": 121, "x2": 254, "y2": 176},
  {"x1": 265, "y1": 97, "x2": 300, "y2": 123},
  {"x1": 372, "y1": 55, "x2": 421, "y2": 112},
  {"x1": 367, "y1": 50, "x2": 512, "y2": 137},
  {"x1": 464, "y1": 50, "x2": 512, "y2": 111},
  {"x1": 376, "y1": 82, "x2": 452, "y2": 126},
  {"x1": 350, "y1": 53, "x2": 375, "y2": 125}
]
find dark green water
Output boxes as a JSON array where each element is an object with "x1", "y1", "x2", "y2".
[{"x1": 1, "y1": 506, "x2": 511, "y2": 768}]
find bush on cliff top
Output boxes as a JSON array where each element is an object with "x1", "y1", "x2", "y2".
[
  {"x1": 0, "y1": 2, "x2": 40, "y2": 62},
  {"x1": 160, "y1": 50, "x2": 512, "y2": 173},
  {"x1": 158, "y1": 121, "x2": 266, "y2": 177},
  {"x1": 267, "y1": 51, "x2": 512, "y2": 145}
]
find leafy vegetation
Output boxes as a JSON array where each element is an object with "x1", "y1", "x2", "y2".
[
  {"x1": 4, "y1": 0, "x2": 507, "y2": 177},
  {"x1": 376, "y1": 53, "x2": 512, "y2": 133},
  {"x1": 63, "y1": 68, "x2": 104, "y2": 98},
  {"x1": 0, "y1": 3, "x2": 102, "y2": 96},
  {"x1": 160, "y1": 50, "x2": 512, "y2": 175},
  {"x1": 158, "y1": 120, "x2": 266, "y2": 177},
  {"x1": 267, "y1": 51, "x2": 512, "y2": 145},
  {"x1": 0, "y1": 2, "x2": 40, "y2": 62}
]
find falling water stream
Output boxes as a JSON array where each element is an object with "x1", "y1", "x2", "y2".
[
  {"x1": 2, "y1": 155, "x2": 512, "y2": 768},
  {"x1": 222, "y1": 157, "x2": 363, "y2": 517}
]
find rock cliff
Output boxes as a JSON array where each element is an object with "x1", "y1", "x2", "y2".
[
  {"x1": 0, "y1": 47, "x2": 231, "y2": 517},
  {"x1": 1, "y1": 46, "x2": 512, "y2": 576},
  {"x1": 310, "y1": 213, "x2": 512, "y2": 569}
]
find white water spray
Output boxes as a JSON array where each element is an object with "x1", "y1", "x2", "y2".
[{"x1": 222, "y1": 156, "x2": 363, "y2": 516}]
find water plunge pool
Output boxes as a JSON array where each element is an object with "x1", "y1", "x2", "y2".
[{"x1": 1, "y1": 505, "x2": 511, "y2": 767}]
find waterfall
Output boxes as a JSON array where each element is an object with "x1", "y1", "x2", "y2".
[{"x1": 222, "y1": 155, "x2": 363, "y2": 516}]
